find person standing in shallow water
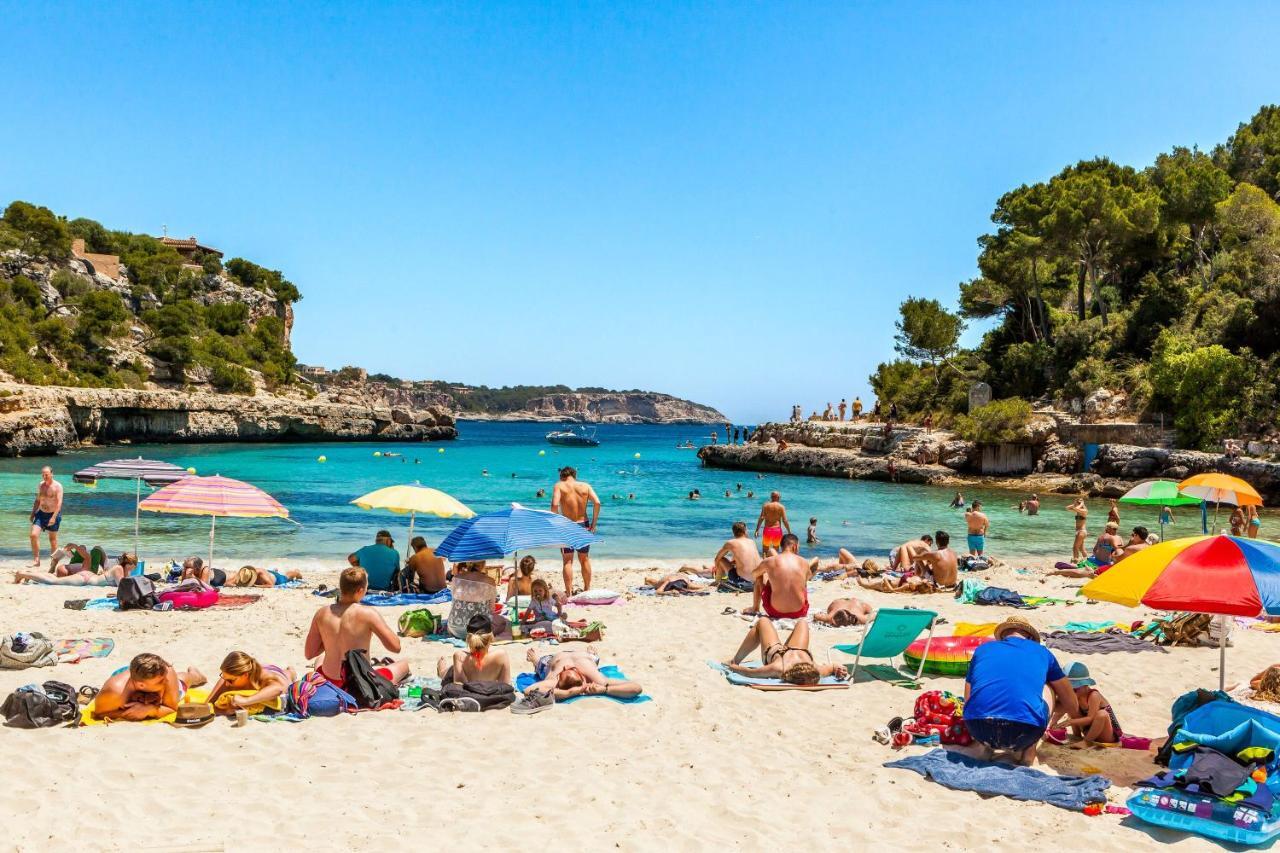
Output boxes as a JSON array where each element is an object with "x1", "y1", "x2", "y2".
[{"x1": 551, "y1": 466, "x2": 601, "y2": 595}]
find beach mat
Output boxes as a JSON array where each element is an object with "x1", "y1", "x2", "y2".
[
  {"x1": 860, "y1": 664, "x2": 921, "y2": 689},
  {"x1": 515, "y1": 665, "x2": 651, "y2": 705},
  {"x1": 706, "y1": 661, "x2": 849, "y2": 690},
  {"x1": 885, "y1": 748, "x2": 1110, "y2": 811},
  {"x1": 66, "y1": 594, "x2": 260, "y2": 612},
  {"x1": 53, "y1": 638, "x2": 114, "y2": 662},
  {"x1": 362, "y1": 590, "x2": 452, "y2": 607}
]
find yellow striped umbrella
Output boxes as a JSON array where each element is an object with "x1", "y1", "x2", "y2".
[{"x1": 140, "y1": 475, "x2": 289, "y2": 569}]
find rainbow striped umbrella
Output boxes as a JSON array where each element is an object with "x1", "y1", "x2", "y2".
[
  {"x1": 1082, "y1": 535, "x2": 1280, "y2": 688},
  {"x1": 140, "y1": 475, "x2": 289, "y2": 569}
]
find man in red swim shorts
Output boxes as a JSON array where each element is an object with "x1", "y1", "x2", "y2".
[
  {"x1": 749, "y1": 533, "x2": 810, "y2": 619},
  {"x1": 754, "y1": 491, "x2": 791, "y2": 556},
  {"x1": 305, "y1": 567, "x2": 410, "y2": 688}
]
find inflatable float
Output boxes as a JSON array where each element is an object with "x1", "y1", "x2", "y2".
[
  {"x1": 158, "y1": 587, "x2": 219, "y2": 609},
  {"x1": 902, "y1": 635, "x2": 989, "y2": 676}
]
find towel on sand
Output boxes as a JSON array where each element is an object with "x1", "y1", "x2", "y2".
[
  {"x1": 53, "y1": 638, "x2": 114, "y2": 662},
  {"x1": 515, "y1": 665, "x2": 651, "y2": 704},
  {"x1": 1042, "y1": 631, "x2": 1166, "y2": 654},
  {"x1": 885, "y1": 748, "x2": 1110, "y2": 810},
  {"x1": 68, "y1": 595, "x2": 260, "y2": 612},
  {"x1": 361, "y1": 590, "x2": 452, "y2": 607}
]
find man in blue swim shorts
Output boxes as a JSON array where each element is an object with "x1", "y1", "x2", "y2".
[
  {"x1": 965, "y1": 500, "x2": 988, "y2": 557},
  {"x1": 29, "y1": 465, "x2": 64, "y2": 568}
]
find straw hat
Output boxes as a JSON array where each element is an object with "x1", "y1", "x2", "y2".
[
  {"x1": 169, "y1": 702, "x2": 215, "y2": 728},
  {"x1": 993, "y1": 615, "x2": 1041, "y2": 643}
]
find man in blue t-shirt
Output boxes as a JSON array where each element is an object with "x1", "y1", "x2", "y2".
[
  {"x1": 350, "y1": 530, "x2": 401, "y2": 592},
  {"x1": 964, "y1": 616, "x2": 1078, "y2": 765}
]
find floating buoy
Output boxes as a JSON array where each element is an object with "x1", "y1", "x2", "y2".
[
  {"x1": 538, "y1": 450, "x2": 546, "y2": 456},
  {"x1": 373, "y1": 451, "x2": 382, "y2": 457},
  {"x1": 317, "y1": 455, "x2": 327, "y2": 463},
  {"x1": 438, "y1": 447, "x2": 445, "y2": 453},
  {"x1": 633, "y1": 453, "x2": 641, "y2": 459},
  {"x1": 186, "y1": 467, "x2": 197, "y2": 474}
]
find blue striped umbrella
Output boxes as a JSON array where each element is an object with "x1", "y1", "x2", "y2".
[{"x1": 436, "y1": 503, "x2": 599, "y2": 561}]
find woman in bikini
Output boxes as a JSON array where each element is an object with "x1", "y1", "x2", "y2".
[
  {"x1": 1067, "y1": 498, "x2": 1089, "y2": 563},
  {"x1": 233, "y1": 566, "x2": 303, "y2": 587},
  {"x1": 14, "y1": 552, "x2": 135, "y2": 586},
  {"x1": 180, "y1": 556, "x2": 228, "y2": 588},
  {"x1": 723, "y1": 617, "x2": 848, "y2": 685},
  {"x1": 437, "y1": 613, "x2": 510, "y2": 685},
  {"x1": 206, "y1": 650, "x2": 296, "y2": 714}
]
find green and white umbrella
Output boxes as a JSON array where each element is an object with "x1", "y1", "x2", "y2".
[{"x1": 1118, "y1": 479, "x2": 1202, "y2": 540}]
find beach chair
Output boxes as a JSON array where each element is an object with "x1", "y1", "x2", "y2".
[{"x1": 837, "y1": 608, "x2": 937, "y2": 681}]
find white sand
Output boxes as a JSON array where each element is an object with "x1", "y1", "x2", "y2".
[{"x1": 0, "y1": 555, "x2": 1269, "y2": 851}]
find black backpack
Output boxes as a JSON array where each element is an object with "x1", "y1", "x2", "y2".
[
  {"x1": 341, "y1": 650, "x2": 400, "y2": 709},
  {"x1": 441, "y1": 680, "x2": 516, "y2": 711},
  {"x1": 117, "y1": 576, "x2": 158, "y2": 611},
  {"x1": 1, "y1": 681, "x2": 78, "y2": 728}
]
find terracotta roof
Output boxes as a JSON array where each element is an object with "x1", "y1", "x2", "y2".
[{"x1": 158, "y1": 235, "x2": 223, "y2": 257}]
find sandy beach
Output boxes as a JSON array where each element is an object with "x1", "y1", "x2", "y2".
[{"x1": 0, "y1": 551, "x2": 1265, "y2": 852}]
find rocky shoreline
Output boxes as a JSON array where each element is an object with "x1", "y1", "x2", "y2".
[{"x1": 0, "y1": 383, "x2": 456, "y2": 456}]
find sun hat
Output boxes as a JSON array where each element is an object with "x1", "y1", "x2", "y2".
[
  {"x1": 993, "y1": 615, "x2": 1041, "y2": 643},
  {"x1": 169, "y1": 702, "x2": 216, "y2": 728},
  {"x1": 1065, "y1": 661, "x2": 1096, "y2": 688}
]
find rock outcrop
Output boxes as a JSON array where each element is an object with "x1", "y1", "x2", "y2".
[
  {"x1": 0, "y1": 383, "x2": 455, "y2": 456},
  {"x1": 465, "y1": 391, "x2": 726, "y2": 424},
  {"x1": 1090, "y1": 444, "x2": 1280, "y2": 503}
]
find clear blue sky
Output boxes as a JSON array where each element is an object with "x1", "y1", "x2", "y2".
[{"x1": 3, "y1": 2, "x2": 1278, "y2": 422}]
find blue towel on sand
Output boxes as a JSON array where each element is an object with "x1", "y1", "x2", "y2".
[
  {"x1": 361, "y1": 590, "x2": 452, "y2": 607},
  {"x1": 84, "y1": 598, "x2": 120, "y2": 611},
  {"x1": 516, "y1": 665, "x2": 651, "y2": 704},
  {"x1": 885, "y1": 748, "x2": 1110, "y2": 811},
  {"x1": 705, "y1": 660, "x2": 846, "y2": 687}
]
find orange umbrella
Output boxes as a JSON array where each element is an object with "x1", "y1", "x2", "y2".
[
  {"x1": 1178, "y1": 473, "x2": 1263, "y2": 507},
  {"x1": 140, "y1": 475, "x2": 289, "y2": 569}
]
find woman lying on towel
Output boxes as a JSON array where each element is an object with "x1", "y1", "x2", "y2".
[
  {"x1": 205, "y1": 650, "x2": 296, "y2": 715},
  {"x1": 723, "y1": 617, "x2": 848, "y2": 685},
  {"x1": 13, "y1": 552, "x2": 136, "y2": 586},
  {"x1": 232, "y1": 566, "x2": 303, "y2": 587},
  {"x1": 644, "y1": 573, "x2": 712, "y2": 595},
  {"x1": 180, "y1": 556, "x2": 229, "y2": 588}
]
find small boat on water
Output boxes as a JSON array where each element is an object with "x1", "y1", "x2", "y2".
[
  {"x1": 545, "y1": 425, "x2": 600, "y2": 447},
  {"x1": 676, "y1": 441, "x2": 696, "y2": 449}
]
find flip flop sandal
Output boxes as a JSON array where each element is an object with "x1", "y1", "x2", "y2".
[
  {"x1": 721, "y1": 607, "x2": 737, "y2": 615},
  {"x1": 77, "y1": 686, "x2": 99, "y2": 705}
]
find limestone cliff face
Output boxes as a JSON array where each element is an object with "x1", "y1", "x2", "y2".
[
  {"x1": 462, "y1": 392, "x2": 726, "y2": 424},
  {"x1": 0, "y1": 384, "x2": 455, "y2": 456}
]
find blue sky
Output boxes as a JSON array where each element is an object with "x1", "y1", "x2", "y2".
[{"x1": 3, "y1": 2, "x2": 1278, "y2": 422}]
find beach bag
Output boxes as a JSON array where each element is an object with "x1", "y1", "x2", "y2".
[
  {"x1": 2, "y1": 690, "x2": 61, "y2": 728},
  {"x1": 116, "y1": 576, "x2": 158, "y2": 611},
  {"x1": 286, "y1": 671, "x2": 357, "y2": 718},
  {"x1": 397, "y1": 609, "x2": 440, "y2": 638},
  {"x1": 959, "y1": 555, "x2": 990, "y2": 572},
  {"x1": 0, "y1": 633, "x2": 57, "y2": 670},
  {"x1": 974, "y1": 586, "x2": 1028, "y2": 608},
  {"x1": 441, "y1": 680, "x2": 515, "y2": 711},
  {"x1": 40, "y1": 680, "x2": 78, "y2": 722},
  {"x1": 341, "y1": 650, "x2": 400, "y2": 709}
]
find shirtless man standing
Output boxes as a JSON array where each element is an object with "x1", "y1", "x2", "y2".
[
  {"x1": 29, "y1": 466, "x2": 63, "y2": 567},
  {"x1": 304, "y1": 567, "x2": 410, "y2": 688},
  {"x1": 754, "y1": 491, "x2": 791, "y2": 556},
  {"x1": 748, "y1": 533, "x2": 810, "y2": 619},
  {"x1": 1026, "y1": 494, "x2": 1040, "y2": 516},
  {"x1": 965, "y1": 500, "x2": 989, "y2": 556},
  {"x1": 92, "y1": 653, "x2": 206, "y2": 721},
  {"x1": 710, "y1": 521, "x2": 761, "y2": 585},
  {"x1": 551, "y1": 466, "x2": 601, "y2": 595}
]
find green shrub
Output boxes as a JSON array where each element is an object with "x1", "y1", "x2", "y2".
[
  {"x1": 209, "y1": 360, "x2": 254, "y2": 394},
  {"x1": 951, "y1": 398, "x2": 1033, "y2": 444}
]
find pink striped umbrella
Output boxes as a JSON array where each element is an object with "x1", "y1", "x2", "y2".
[{"x1": 139, "y1": 475, "x2": 290, "y2": 569}]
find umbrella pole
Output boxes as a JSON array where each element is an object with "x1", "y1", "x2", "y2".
[
  {"x1": 1220, "y1": 628, "x2": 1227, "y2": 692},
  {"x1": 134, "y1": 477, "x2": 141, "y2": 559},
  {"x1": 407, "y1": 511, "x2": 416, "y2": 560},
  {"x1": 209, "y1": 516, "x2": 216, "y2": 573}
]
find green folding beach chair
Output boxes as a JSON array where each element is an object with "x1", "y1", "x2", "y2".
[{"x1": 834, "y1": 608, "x2": 937, "y2": 681}]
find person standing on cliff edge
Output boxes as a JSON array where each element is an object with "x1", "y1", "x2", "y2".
[
  {"x1": 29, "y1": 465, "x2": 63, "y2": 568},
  {"x1": 551, "y1": 466, "x2": 601, "y2": 596}
]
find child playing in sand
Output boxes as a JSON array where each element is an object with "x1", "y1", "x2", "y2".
[
  {"x1": 93, "y1": 653, "x2": 206, "y2": 721},
  {"x1": 205, "y1": 651, "x2": 296, "y2": 715},
  {"x1": 1048, "y1": 662, "x2": 1122, "y2": 744},
  {"x1": 522, "y1": 578, "x2": 564, "y2": 623}
]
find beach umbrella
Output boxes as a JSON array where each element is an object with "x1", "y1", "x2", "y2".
[
  {"x1": 139, "y1": 475, "x2": 289, "y2": 570},
  {"x1": 73, "y1": 457, "x2": 189, "y2": 556},
  {"x1": 436, "y1": 503, "x2": 598, "y2": 562},
  {"x1": 1118, "y1": 479, "x2": 1202, "y2": 540},
  {"x1": 351, "y1": 483, "x2": 475, "y2": 557},
  {"x1": 1081, "y1": 535, "x2": 1280, "y2": 689},
  {"x1": 1179, "y1": 473, "x2": 1263, "y2": 534}
]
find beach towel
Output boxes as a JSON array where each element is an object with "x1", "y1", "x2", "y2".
[
  {"x1": 53, "y1": 638, "x2": 114, "y2": 663},
  {"x1": 67, "y1": 595, "x2": 259, "y2": 612},
  {"x1": 80, "y1": 686, "x2": 204, "y2": 726},
  {"x1": 952, "y1": 622, "x2": 998, "y2": 637},
  {"x1": 885, "y1": 748, "x2": 1110, "y2": 811},
  {"x1": 1050, "y1": 620, "x2": 1133, "y2": 634},
  {"x1": 210, "y1": 593, "x2": 261, "y2": 609},
  {"x1": 1042, "y1": 631, "x2": 1166, "y2": 655},
  {"x1": 955, "y1": 579, "x2": 987, "y2": 604},
  {"x1": 705, "y1": 661, "x2": 849, "y2": 691},
  {"x1": 515, "y1": 665, "x2": 651, "y2": 704},
  {"x1": 361, "y1": 590, "x2": 452, "y2": 607},
  {"x1": 974, "y1": 586, "x2": 1033, "y2": 608}
]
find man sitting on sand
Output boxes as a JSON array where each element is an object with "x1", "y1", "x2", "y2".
[
  {"x1": 405, "y1": 536, "x2": 447, "y2": 593},
  {"x1": 710, "y1": 522, "x2": 761, "y2": 587},
  {"x1": 14, "y1": 552, "x2": 136, "y2": 586},
  {"x1": 747, "y1": 533, "x2": 810, "y2": 618},
  {"x1": 304, "y1": 567, "x2": 410, "y2": 688},
  {"x1": 723, "y1": 617, "x2": 848, "y2": 684},
  {"x1": 1113, "y1": 526, "x2": 1151, "y2": 563},
  {"x1": 92, "y1": 652, "x2": 206, "y2": 721},
  {"x1": 514, "y1": 646, "x2": 643, "y2": 710},
  {"x1": 812, "y1": 596, "x2": 875, "y2": 627},
  {"x1": 914, "y1": 531, "x2": 959, "y2": 589}
]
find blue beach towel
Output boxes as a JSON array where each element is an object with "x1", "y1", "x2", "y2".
[
  {"x1": 885, "y1": 748, "x2": 1110, "y2": 811},
  {"x1": 84, "y1": 598, "x2": 120, "y2": 611},
  {"x1": 362, "y1": 590, "x2": 452, "y2": 607},
  {"x1": 705, "y1": 660, "x2": 846, "y2": 687},
  {"x1": 515, "y1": 665, "x2": 651, "y2": 705}
]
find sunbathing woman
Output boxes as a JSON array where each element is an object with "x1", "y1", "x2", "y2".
[
  {"x1": 723, "y1": 617, "x2": 848, "y2": 685},
  {"x1": 205, "y1": 650, "x2": 296, "y2": 714},
  {"x1": 14, "y1": 552, "x2": 135, "y2": 586},
  {"x1": 437, "y1": 613, "x2": 510, "y2": 685},
  {"x1": 506, "y1": 555, "x2": 537, "y2": 600},
  {"x1": 812, "y1": 596, "x2": 875, "y2": 627},
  {"x1": 232, "y1": 566, "x2": 303, "y2": 587},
  {"x1": 180, "y1": 556, "x2": 227, "y2": 588},
  {"x1": 48, "y1": 542, "x2": 95, "y2": 576},
  {"x1": 644, "y1": 573, "x2": 712, "y2": 595}
]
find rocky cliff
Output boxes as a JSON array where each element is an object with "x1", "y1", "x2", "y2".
[
  {"x1": 0, "y1": 383, "x2": 455, "y2": 456},
  {"x1": 460, "y1": 391, "x2": 726, "y2": 424}
]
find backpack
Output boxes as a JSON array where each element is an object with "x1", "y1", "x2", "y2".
[
  {"x1": 441, "y1": 680, "x2": 516, "y2": 711},
  {"x1": 40, "y1": 680, "x2": 78, "y2": 722},
  {"x1": 397, "y1": 609, "x2": 440, "y2": 638},
  {"x1": 1, "y1": 681, "x2": 78, "y2": 728},
  {"x1": 959, "y1": 555, "x2": 991, "y2": 572},
  {"x1": 0, "y1": 633, "x2": 58, "y2": 669},
  {"x1": 341, "y1": 650, "x2": 401, "y2": 709},
  {"x1": 285, "y1": 671, "x2": 357, "y2": 718},
  {"x1": 116, "y1": 576, "x2": 158, "y2": 611}
]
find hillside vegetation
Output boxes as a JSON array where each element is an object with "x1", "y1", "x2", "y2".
[{"x1": 872, "y1": 104, "x2": 1280, "y2": 450}]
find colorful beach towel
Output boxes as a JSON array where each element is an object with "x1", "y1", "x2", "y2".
[
  {"x1": 53, "y1": 638, "x2": 114, "y2": 663},
  {"x1": 1050, "y1": 620, "x2": 1133, "y2": 634},
  {"x1": 515, "y1": 665, "x2": 651, "y2": 704},
  {"x1": 705, "y1": 660, "x2": 849, "y2": 691},
  {"x1": 362, "y1": 590, "x2": 452, "y2": 607},
  {"x1": 885, "y1": 748, "x2": 1110, "y2": 811},
  {"x1": 67, "y1": 595, "x2": 259, "y2": 612}
]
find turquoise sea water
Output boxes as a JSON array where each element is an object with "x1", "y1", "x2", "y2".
[{"x1": 0, "y1": 421, "x2": 1202, "y2": 569}]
